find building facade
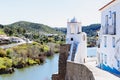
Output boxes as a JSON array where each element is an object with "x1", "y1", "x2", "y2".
[
  {"x1": 97, "y1": 0, "x2": 120, "y2": 74},
  {"x1": 66, "y1": 17, "x2": 87, "y2": 63}
]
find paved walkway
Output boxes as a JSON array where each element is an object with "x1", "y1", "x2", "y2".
[{"x1": 85, "y1": 57, "x2": 120, "y2": 80}]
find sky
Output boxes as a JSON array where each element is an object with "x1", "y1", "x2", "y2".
[{"x1": 0, "y1": 0, "x2": 111, "y2": 27}]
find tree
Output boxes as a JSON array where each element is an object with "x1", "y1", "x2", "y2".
[{"x1": 4, "y1": 27, "x2": 13, "y2": 36}]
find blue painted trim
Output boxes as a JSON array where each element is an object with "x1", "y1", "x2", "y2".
[{"x1": 99, "y1": 64, "x2": 120, "y2": 74}]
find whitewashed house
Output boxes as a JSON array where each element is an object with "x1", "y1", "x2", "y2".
[
  {"x1": 97, "y1": 0, "x2": 120, "y2": 74},
  {"x1": 66, "y1": 17, "x2": 87, "y2": 63}
]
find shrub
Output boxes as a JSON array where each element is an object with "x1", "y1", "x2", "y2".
[
  {"x1": 54, "y1": 48, "x2": 59, "y2": 53},
  {"x1": 28, "y1": 58, "x2": 37, "y2": 65},
  {"x1": 0, "y1": 57, "x2": 12, "y2": 69},
  {"x1": 35, "y1": 59, "x2": 40, "y2": 64},
  {"x1": 43, "y1": 45, "x2": 49, "y2": 52},
  {"x1": 32, "y1": 42, "x2": 38, "y2": 45},
  {"x1": 6, "y1": 49, "x2": 13, "y2": 55},
  {"x1": 0, "y1": 48, "x2": 6, "y2": 57}
]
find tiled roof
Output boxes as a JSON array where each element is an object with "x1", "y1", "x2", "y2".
[{"x1": 99, "y1": 0, "x2": 116, "y2": 11}]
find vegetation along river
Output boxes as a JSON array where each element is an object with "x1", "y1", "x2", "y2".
[{"x1": 0, "y1": 47, "x2": 96, "y2": 80}]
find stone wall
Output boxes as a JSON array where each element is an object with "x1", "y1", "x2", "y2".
[
  {"x1": 52, "y1": 74, "x2": 59, "y2": 80},
  {"x1": 65, "y1": 61, "x2": 95, "y2": 80},
  {"x1": 52, "y1": 44, "x2": 70, "y2": 80},
  {"x1": 59, "y1": 44, "x2": 70, "y2": 80},
  {"x1": 52, "y1": 44, "x2": 95, "y2": 80}
]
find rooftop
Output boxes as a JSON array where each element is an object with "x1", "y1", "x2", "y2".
[{"x1": 99, "y1": 0, "x2": 116, "y2": 11}]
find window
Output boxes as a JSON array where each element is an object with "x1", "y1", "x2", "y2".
[
  {"x1": 117, "y1": 60, "x2": 120, "y2": 68},
  {"x1": 104, "y1": 54, "x2": 107, "y2": 64},
  {"x1": 112, "y1": 37, "x2": 115, "y2": 48},
  {"x1": 71, "y1": 38, "x2": 73, "y2": 41},
  {"x1": 104, "y1": 36, "x2": 107, "y2": 47},
  {"x1": 109, "y1": 11, "x2": 112, "y2": 19},
  {"x1": 70, "y1": 24, "x2": 75, "y2": 34},
  {"x1": 105, "y1": 15, "x2": 108, "y2": 34},
  {"x1": 112, "y1": 12, "x2": 116, "y2": 34}
]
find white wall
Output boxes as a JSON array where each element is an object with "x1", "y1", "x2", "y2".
[
  {"x1": 101, "y1": 1, "x2": 120, "y2": 36},
  {"x1": 98, "y1": 0, "x2": 120, "y2": 70}
]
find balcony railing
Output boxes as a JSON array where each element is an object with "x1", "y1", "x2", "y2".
[{"x1": 102, "y1": 25, "x2": 116, "y2": 35}]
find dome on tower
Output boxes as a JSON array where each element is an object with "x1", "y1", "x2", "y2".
[{"x1": 70, "y1": 17, "x2": 77, "y2": 23}]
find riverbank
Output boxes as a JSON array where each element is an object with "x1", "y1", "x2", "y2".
[
  {"x1": 0, "y1": 42, "x2": 60, "y2": 75},
  {"x1": 0, "y1": 54, "x2": 59, "y2": 80}
]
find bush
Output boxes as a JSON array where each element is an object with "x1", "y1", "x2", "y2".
[
  {"x1": 35, "y1": 59, "x2": 40, "y2": 64},
  {"x1": 6, "y1": 49, "x2": 13, "y2": 56},
  {"x1": 0, "y1": 57, "x2": 12, "y2": 69},
  {"x1": 0, "y1": 48, "x2": 7, "y2": 57},
  {"x1": 28, "y1": 58, "x2": 37, "y2": 65},
  {"x1": 43, "y1": 45, "x2": 49, "y2": 52},
  {"x1": 54, "y1": 48, "x2": 59, "y2": 53},
  {"x1": 32, "y1": 42, "x2": 38, "y2": 45}
]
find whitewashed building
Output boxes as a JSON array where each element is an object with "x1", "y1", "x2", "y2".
[
  {"x1": 97, "y1": 0, "x2": 120, "y2": 74},
  {"x1": 66, "y1": 17, "x2": 87, "y2": 63}
]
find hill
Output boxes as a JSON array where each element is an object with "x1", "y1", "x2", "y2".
[
  {"x1": 54, "y1": 27, "x2": 67, "y2": 34},
  {"x1": 54, "y1": 24, "x2": 101, "y2": 37},
  {"x1": 82, "y1": 24, "x2": 101, "y2": 37},
  {"x1": 4, "y1": 21, "x2": 63, "y2": 36}
]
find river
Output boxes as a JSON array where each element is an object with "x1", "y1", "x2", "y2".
[{"x1": 0, "y1": 47, "x2": 96, "y2": 80}]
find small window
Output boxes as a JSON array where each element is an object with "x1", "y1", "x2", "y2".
[
  {"x1": 71, "y1": 38, "x2": 73, "y2": 41},
  {"x1": 105, "y1": 15, "x2": 108, "y2": 34},
  {"x1": 104, "y1": 54, "x2": 107, "y2": 64},
  {"x1": 109, "y1": 11, "x2": 112, "y2": 19},
  {"x1": 104, "y1": 36, "x2": 107, "y2": 47},
  {"x1": 105, "y1": 15, "x2": 108, "y2": 27},
  {"x1": 70, "y1": 25, "x2": 75, "y2": 34},
  {"x1": 117, "y1": 60, "x2": 120, "y2": 68},
  {"x1": 112, "y1": 12, "x2": 116, "y2": 34},
  {"x1": 112, "y1": 37, "x2": 115, "y2": 48}
]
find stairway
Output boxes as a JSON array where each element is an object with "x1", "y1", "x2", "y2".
[{"x1": 71, "y1": 43, "x2": 78, "y2": 61}]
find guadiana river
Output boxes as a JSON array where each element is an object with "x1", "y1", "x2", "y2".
[{"x1": 0, "y1": 47, "x2": 96, "y2": 80}]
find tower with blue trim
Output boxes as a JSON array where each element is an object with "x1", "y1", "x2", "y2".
[{"x1": 66, "y1": 17, "x2": 87, "y2": 63}]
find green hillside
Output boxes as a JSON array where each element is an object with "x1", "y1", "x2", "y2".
[{"x1": 4, "y1": 21, "x2": 63, "y2": 35}]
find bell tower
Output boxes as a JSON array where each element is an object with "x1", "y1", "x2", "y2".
[
  {"x1": 66, "y1": 17, "x2": 82, "y2": 44},
  {"x1": 66, "y1": 17, "x2": 87, "y2": 63}
]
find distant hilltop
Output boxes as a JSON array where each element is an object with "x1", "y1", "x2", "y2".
[
  {"x1": 0, "y1": 21, "x2": 64, "y2": 35},
  {"x1": 55, "y1": 24, "x2": 101, "y2": 37},
  {"x1": 0, "y1": 21, "x2": 101, "y2": 37}
]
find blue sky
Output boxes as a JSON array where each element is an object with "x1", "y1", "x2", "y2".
[{"x1": 0, "y1": 0, "x2": 111, "y2": 27}]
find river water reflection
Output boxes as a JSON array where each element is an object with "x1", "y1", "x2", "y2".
[{"x1": 0, "y1": 47, "x2": 96, "y2": 80}]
